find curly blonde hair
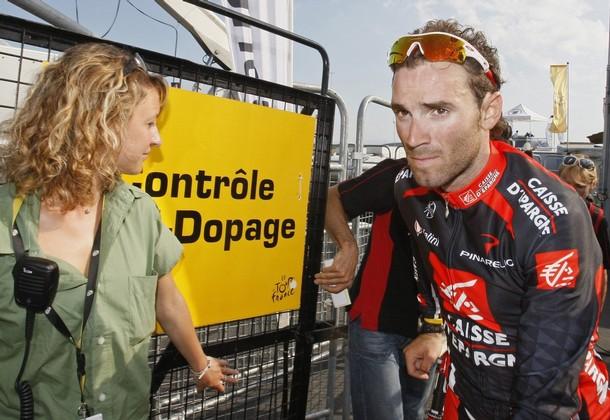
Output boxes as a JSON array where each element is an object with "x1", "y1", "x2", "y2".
[{"x1": 0, "y1": 42, "x2": 167, "y2": 210}]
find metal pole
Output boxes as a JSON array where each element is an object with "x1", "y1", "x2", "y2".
[
  {"x1": 353, "y1": 95, "x2": 392, "y2": 237},
  {"x1": 567, "y1": 61, "x2": 570, "y2": 146},
  {"x1": 293, "y1": 83, "x2": 349, "y2": 182},
  {"x1": 7, "y1": 0, "x2": 93, "y2": 36},
  {"x1": 355, "y1": 96, "x2": 392, "y2": 177},
  {"x1": 602, "y1": 15, "x2": 610, "y2": 213}
]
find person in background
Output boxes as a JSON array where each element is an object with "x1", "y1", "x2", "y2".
[
  {"x1": 558, "y1": 154, "x2": 609, "y2": 277},
  {"x1": 0, "y1": 43, "x2": 237, "y2": 420},
  {"x1": 558, "y1": 154, "x2": 610, "y2": 419},
  {"x1": 490, "y1": 119, "x2": 511, "y2": 143},
  {"x1": 389, "y1": 18, "x2": 605, "y2": 418},
  {"x1": 314, "y1": 160, "x2": 436, "y2": 420}
]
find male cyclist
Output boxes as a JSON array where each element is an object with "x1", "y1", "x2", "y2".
[{"x1": 389, "y1": 19, "x2": 608, "y2": 418}]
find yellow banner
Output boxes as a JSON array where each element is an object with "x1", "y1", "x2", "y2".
[
  {"x1": 550, "y1": 64, "x2": 568, "y2": 133},
  {"x1": 124, "y1": 88, "x2": 316, "y2": 327}
]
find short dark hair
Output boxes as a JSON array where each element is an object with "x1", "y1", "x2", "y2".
[{"x1": 391, "y1": 19, "x2": 503, "y2": 101}]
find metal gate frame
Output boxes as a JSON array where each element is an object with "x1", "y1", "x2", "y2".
[{"x1": 0, "y1": 6, "x2": 342, "y2": 418}]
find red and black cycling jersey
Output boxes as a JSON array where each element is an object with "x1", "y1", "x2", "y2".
[
  {"x1": 394, "y1": 140, "x2": 603, "y2": 419},
  {"x1": 338, "y1": 158, "x2": 419, "y2": 338}
]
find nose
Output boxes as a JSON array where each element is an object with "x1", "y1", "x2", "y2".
[
  {"x1": 397, "y1": 116, "x2": 427, "y2": 151},
  {"x1": 151, "y1": 126, "x2": 162, "y2": 146}
]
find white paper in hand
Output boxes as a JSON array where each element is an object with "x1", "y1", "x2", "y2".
[{"x1": 331, "y1": 289, "x2": 351, "y2": 308}]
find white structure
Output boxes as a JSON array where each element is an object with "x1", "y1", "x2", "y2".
[
  {"x1": 504, "y1": 103, "x2": 548, "y2": 123},
  {"x1": 504, "y1": 103, "x2": 556, "y2": 150}
]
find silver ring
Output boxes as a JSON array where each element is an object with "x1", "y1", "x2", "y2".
[{"x1": 330, "y1": 284, "x2": 337, "y2": 288}]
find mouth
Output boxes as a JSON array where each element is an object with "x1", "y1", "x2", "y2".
[{"x1": 408, "y1": 155, "x2": 439, "y2": 168}]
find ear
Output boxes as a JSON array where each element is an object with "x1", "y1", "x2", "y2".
[{"x1": 480, "y1": 91, "x2": 503, "y2": 130}]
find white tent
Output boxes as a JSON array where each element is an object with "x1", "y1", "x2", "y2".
[
  {"x1": 504, "y1": 103, "x2": 549, "y2": 122},
  {"x1": 504, "y1": 104, "x2": 558, "y2": 149}
]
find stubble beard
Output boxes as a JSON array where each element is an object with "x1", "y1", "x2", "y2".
[
  {"x1": 411, "y1": 162, "x2": 471, "y2": 191},
  {"x1": 408, "y1": 131, "x2": 481, "y2": 192}
]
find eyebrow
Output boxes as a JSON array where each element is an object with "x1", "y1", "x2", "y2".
[
  {"x1": 391, "y1": 103, "x2": 407, "y2": 113},
  {"x1": 422, "y1": 100, "x2": 453, "y2": 110}
]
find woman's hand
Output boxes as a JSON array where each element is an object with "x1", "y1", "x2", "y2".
[
  {"x1": 156, "y1": 274, "x2": 239, "y2": 393},
  {"x1": 196, "y1": 357, "x2": 239, "y2": 393}
]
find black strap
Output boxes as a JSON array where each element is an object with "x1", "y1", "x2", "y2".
[
  {"x1": 11, "y1": 224, "x2": 25, "y2": 258},
  {"x1": 12, "y1": 212, "x2": 102, "y2": 417}
]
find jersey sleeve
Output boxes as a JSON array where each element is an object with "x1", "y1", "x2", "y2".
[
  {"x1": 153, "y1": 206, "x2": 184, "y2": 276},
  {"x1": 593, "y1": 207, "x2": 610, "y2": 270},
  {"x1": 338, "y1": 159, "x2": 406, "y2": 219},
  {"x1": 511, "y1": 197, "x2": 601, "y2": 418}
]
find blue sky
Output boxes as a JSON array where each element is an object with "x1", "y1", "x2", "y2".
[{"x1": 1, "y1": 0, "x2": 609, "y2": 144}]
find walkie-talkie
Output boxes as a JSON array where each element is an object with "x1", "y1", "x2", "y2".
[
  {"x1": 13, "y1": 256, "x2": 59, "y2": 313},
  {"x1": 12, "y1": 255, "x2": 59, "y2": 420}
]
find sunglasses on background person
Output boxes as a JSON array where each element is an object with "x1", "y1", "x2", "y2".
[
  {"x1": 387, "y1": 32, "x2": 497, "y2": 87},
  {"x1": 562, "y1": 155, "x2": 595, "y2": 171}
]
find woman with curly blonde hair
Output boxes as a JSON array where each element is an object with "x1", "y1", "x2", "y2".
[
  {"x1": 558, "y1": 154, "x2": 610, "y2": 420},
  {"x1": 0, "y1": 43, "x2": 236, "y2": 420},
  {"x1": 558, "y1": 153, "x2": 609, "y2": 283}
]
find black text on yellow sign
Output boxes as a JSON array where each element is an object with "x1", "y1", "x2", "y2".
[
  {"x1": 132, "y1": 168, "x2": 296, "y2": 251},
  {"x1": 124, "y1": 88, "x2": 316, "y2": 327}
]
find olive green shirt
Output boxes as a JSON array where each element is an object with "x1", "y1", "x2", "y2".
[{"x1": 0, "y1": 182, "x2": 182, "y2": 419}]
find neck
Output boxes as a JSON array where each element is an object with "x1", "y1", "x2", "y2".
[
  {"x1": 442, "y1": 139, "x2": 491, "y2": 193},
  {"x1": 41, "y1": 190, "x2": 103, "y2": 215}
]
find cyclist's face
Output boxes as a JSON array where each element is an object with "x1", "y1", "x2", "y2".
[{"x1": 391, "y1": 61, "x2": 501, "y2": 192}]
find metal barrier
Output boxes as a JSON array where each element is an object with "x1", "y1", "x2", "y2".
[
  {"x1": 350, "y1": 95, "x2": 393, "y2": 244},
  {"x1": 291, "y1": 83, "x2": 353, "y2": 419},
  {"x1": 293, "y1": 84, "x2": 350, "y2": 183},
  {"x1": 0, "y1": 11, "x2": 347, "y2": 419}
]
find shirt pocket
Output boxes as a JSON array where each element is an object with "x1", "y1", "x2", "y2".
[{"x1": 128, "y1": 275, "x2": 158, "y2": 345}]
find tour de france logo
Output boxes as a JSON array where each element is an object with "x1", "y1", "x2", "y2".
[{"x1": 272, "y1": 275, "x2": 298, "y2": 302}]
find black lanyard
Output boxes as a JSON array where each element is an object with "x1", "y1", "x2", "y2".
[{"x1": 11, "y1": 211, "x2": 102, "y2": 418}]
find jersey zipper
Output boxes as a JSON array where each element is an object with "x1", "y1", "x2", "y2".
[{"x1": 445, "y1": 203, "x2": 461, "y2": 307}]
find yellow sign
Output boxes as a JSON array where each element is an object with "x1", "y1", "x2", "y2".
[{"x1": 124, "y1": 88, "x2": 316, "y2": 327}]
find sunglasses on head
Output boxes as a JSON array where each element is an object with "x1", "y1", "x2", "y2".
[
  {"x1": 562, "y1": 155, "x2": 595, "y2": 171},
  {"x1": 123, "y1": 52, "x2": 148, "y2": 76},
  {"x1": 388, "y1": 32, "x2": 497, "y2": 87}
]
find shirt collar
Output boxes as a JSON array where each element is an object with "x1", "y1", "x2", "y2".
[{"x1": 0, "y1": 181, "x2": 145, "y2": 254}]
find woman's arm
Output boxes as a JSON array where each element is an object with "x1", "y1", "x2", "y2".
[{"x1": 155, "y1": 273, "x2": 238, "y2": 392}]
